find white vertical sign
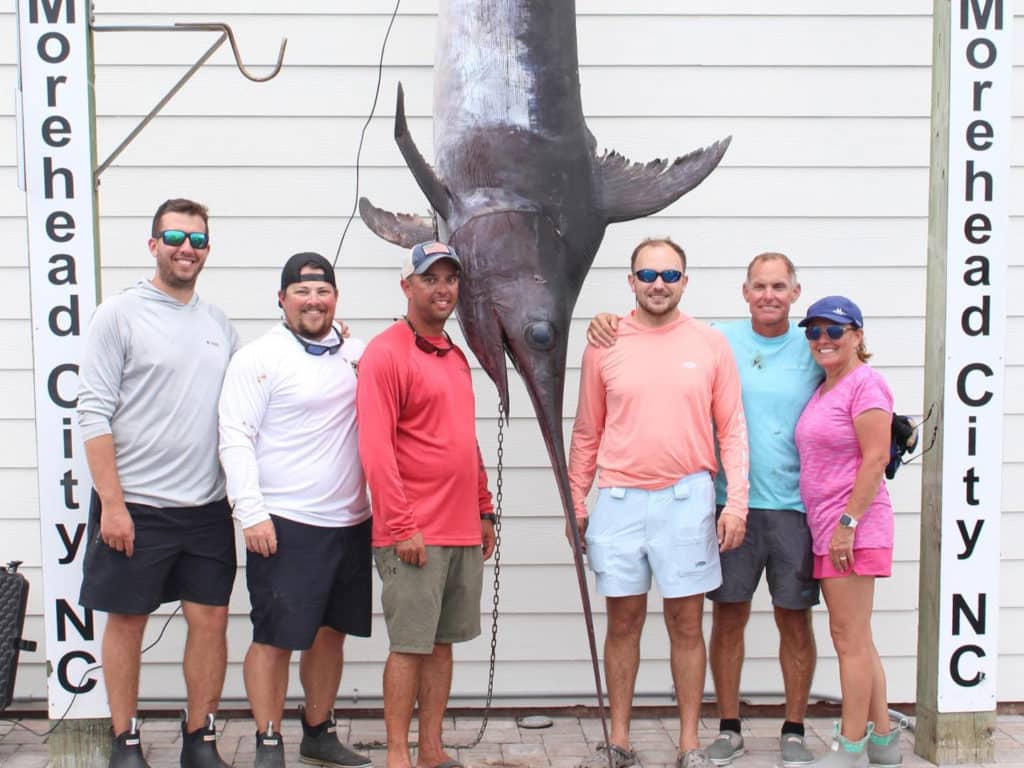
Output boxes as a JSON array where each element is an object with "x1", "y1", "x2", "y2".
[
  {"x1": 15, "y1": 0, "x2": 107, "y2": 718},
  {"x1": 937, "y1": 0, "x2": 1011, "y2": 712}
]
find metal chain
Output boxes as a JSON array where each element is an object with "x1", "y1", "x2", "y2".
[
  {"x1": 446, "y1": 400, "x2": 504, "y2": 749},
  {"x1": 354, "y1": 405, "x2": 505, "y2": 753}
]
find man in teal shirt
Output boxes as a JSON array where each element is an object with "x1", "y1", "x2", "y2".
[{"x1": 707, "y1": 253, "x2": 822, "y2": 767}]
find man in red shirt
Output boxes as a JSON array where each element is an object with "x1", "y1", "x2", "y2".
[{"x1": 357, "y1": 241, "x2": 496, "y2": 768}]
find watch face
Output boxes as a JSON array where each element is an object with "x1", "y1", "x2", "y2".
[{"x1": 840, "y1": 514, "x2": 855, "y2": 527}]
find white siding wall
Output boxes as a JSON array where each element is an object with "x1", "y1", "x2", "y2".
[{"x1": 1, "y1": 1, "x2": 1022, "y2": 708}]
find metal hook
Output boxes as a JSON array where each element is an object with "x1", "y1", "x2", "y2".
[
  {"x1": 91, "y1": 20, "x2": 288, "y2": 177},
  {"x1": 172, "y1": 22, "x2": 287, "y2": 83}
]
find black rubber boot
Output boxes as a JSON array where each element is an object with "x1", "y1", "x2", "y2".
[
  {"x1": 109, "y1": 717, "x2": 151, "y2": 768},
  {"x1": 180, "y1": 712, "x2": 231, "y2": 768},
  {"x1": 255, "y1": 722, "x2": 286, "y2": 768},
  {"x1": 299, "y1": 706, "x2": 373, "y2": 768}
]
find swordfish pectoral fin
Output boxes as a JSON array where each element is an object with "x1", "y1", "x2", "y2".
[
  {"x1": 358, "y1": 197, "x2": 435, "y2": 249},
  {"x1": 597, "y1": 136, "x2": 732, "y2": 224},
  {"x1": 394, "y1": 82, "x2": 453, "y2": 221}
]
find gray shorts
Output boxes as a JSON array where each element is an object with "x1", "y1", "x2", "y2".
[
  {"x1": 707, "y1": 507, "x2": 820, "y2": 610},
  {"x1": 373, "y1": 545, "x2": 483, "y2": 654}
]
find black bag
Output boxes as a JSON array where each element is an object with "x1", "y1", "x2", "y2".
[
  {"x1": 886, "y1": 414, "x2": 919, "y2": 480},
  {"x1": 0, "y1": 561, "x2": 36, "y2": 711}
]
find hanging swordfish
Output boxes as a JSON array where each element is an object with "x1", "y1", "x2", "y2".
[{"x1": 359, "y1": 0, "x2": 729, "y2": 723}]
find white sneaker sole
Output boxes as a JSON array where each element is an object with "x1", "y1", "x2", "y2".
[{"x1": 710, "y1": 749, "x2": 745, "y2": 766}]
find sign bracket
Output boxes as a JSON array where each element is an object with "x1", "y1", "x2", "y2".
[{"x1": 90, "y1": 22, "x2": 287, "y2": 178}]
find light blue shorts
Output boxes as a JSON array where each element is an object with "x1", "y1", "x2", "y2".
[{"x1": 585, "y1": 471, "x2": 721, "y2": 599}]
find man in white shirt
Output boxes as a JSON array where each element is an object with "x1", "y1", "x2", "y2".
[{"x1": 218, "y1": 252, "x2": 372, "y2": 768}]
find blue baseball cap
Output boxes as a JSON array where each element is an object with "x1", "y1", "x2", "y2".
[
  {"x1": 798, "y1": 295, "x2": 864, "y2": 328},
  {"x1": 401, "y1": 241, "x2": 462, "y2": 280}
]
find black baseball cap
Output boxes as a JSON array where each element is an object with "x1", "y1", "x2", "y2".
[{"x1": 280, "y1": 252, "x2": 337, "y2": 290}]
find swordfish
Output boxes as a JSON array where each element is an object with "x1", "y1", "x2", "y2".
[{"x1": 359, "y1": 0, "x2": 730, "y2": 724}]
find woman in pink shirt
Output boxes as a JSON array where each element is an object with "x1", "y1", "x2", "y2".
[{"x1": 793, "y1": 296, "x2": 901, "y2": 768}]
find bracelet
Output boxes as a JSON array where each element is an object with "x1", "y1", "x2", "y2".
[{"x1": 480, "y1": 513, "x2": 497, "y2": 524}]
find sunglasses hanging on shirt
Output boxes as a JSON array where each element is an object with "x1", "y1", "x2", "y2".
[
  {"x1": 284, "y1": 323, "x2": 343, "y2": 356},
  {"x1": 404, "y1": 316, "x2": 455, "y2": 356}
]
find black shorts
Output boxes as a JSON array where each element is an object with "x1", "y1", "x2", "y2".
[
  {"x1": 708, "y1": 507, "x2": 820, "y2": 610},
  {"x1": 246, "y1": 516, "x2": 372, "y2": 651},
  {"x1": 79, "y1": 490, "x2": 236, "y2": 615}
]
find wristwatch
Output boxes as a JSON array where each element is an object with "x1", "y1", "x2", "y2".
[
  {"x1": 839, "y1": 513, "x2": 858, "y2": 529},
  {"x1": 480, "y1": 513, "x2": 497, "y2": 524}
]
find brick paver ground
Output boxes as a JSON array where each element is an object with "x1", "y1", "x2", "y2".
[{"x1": 2, "y1": 714, "x2": 1023, "y2": 767}]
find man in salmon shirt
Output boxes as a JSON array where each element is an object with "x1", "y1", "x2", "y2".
[
  {"x1": 356, "y1": 241, "x2": 496, "y2": 768},
  {"x1": 569, "y1": 238, "x2": 749, "y2": 768}
]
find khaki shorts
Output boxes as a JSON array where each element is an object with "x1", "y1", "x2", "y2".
[{"x1": 374, "y1": 545, "x2": 483, "y2": 654}]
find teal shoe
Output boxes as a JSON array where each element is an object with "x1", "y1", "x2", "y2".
[
  {"x1": 867, "y1": 718, "x2": 907, "y2": 768},
  {"x1": 809, "y1": 722, "x2": 874, "y2": 768}
]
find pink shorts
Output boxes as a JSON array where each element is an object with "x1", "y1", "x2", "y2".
[{"x1": 814, "y1": 548, "x2": 893, "y2": 579}]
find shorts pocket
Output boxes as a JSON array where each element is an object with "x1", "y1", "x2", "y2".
[
  {"x1": 673, "y1": 533, "x2": 718, "y2": 577},
  {"x1": 586, "y1": 534, "x2": 619, "y2": 575}
]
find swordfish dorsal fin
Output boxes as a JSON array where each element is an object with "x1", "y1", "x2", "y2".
[
  {"x1": 358, "y1": 197, "x2": 435, "y2": 249},
  {"x1": 394, "y1": 82, "x2": 453, "y2": 221},
  {"x1": 596, "y1": 136, "x2": 732, "y2": 224}
]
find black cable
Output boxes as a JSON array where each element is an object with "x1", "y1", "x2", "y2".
[
  {"x1": 3, "y1": 603, "x2": 182, "y2": 737},
  {"x1": 333, "y1": 0, "x2": 403, "y2": 267}
]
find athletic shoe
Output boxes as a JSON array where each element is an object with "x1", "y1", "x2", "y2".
[
  {"x1": 780, "y1": 733, "x2": 815, "y2": 767},
  {"x1": 808, "y1": 722, "x2": 873, "y2": 768},
  {"x1": 707, "y1": 731, "x2": 745, "y2": 766},
  {"x1": 678, "y1": 748, "x2": 713, "y2": 768},
  {"x1": 578, "y1": 743, "x2": 637, "y2": 768},
  {"x1": 867, "y1": 719, "x2": 907, "y2": 768}
]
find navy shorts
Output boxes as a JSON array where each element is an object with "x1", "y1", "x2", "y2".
[
  {"x1": 246, "y1": 516, "x2": 371, "y2": 650},
  {"x1": 79, "y1": 490, "x2": 236, "y2": 615},
  {"x1": 708, "y1": 507, "x2": 820, "y2": 610}
]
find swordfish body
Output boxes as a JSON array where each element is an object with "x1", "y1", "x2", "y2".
[{"x1": 360, "y1": 0, "x2": 729, "y2": 720}]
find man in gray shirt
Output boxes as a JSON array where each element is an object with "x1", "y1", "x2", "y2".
[{"x1": 77, "y1": 199, "x2": 238, "y2": 768}]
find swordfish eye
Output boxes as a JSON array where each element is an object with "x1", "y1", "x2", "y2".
[{"x1": 524, "y1": 321, "x2": 556, "y2": 351}]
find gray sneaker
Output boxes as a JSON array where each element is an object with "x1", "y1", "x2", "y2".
[
  {"x1": 707, "y1": 731, "x2": 744, "y2": 766},
  {"x1": 780, "y1": 734, "x2": 814, "y2": 767},
  {"x1": 808, "y1": 723, "x2": 873, "y2": 768},
  {"x1": 866, "y1": 719, "x2": 906, "y2": 768},
  {"x1": 678, "y1": 749, "x2": 713, "y2": 768},
  {"x1": 578, "y1": 743, "x2": 637, "y2": 768}
]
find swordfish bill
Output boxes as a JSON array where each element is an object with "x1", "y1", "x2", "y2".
[{"x1": 360, "y1": 0, "x2": 730, "y2": 728}]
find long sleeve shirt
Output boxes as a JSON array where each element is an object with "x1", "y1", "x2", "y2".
[
  {"x1": 76, "y1": 280, "x2": 238, "y2": 508},
  {"x1": 356, "y1": 321, "x2": 493, "y2": 547},
  {"x1": 569, "y1": 312, "x2": 749, "y2": 520}
]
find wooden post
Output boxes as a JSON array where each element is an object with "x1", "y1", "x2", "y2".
[
  {"x1": 48, "y1": 718, "x2": 111, "y2": 767},
  {"x1": 915, "y1": 0, "x2": 1010, "y2": 761}
]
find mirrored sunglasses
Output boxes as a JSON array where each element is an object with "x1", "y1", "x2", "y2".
[
  {"x1": 805, "y1": 324, "x2": 854, "y2": 341},
  {"x1": 634, "y1": 268, "x2": 683, "y2": 284},
  {"x1": 284, "y1": 324, "x2": 343, "y2": 356},
  {"x1": 159, "y1": 229, "x2": 210, "y2": 249}
]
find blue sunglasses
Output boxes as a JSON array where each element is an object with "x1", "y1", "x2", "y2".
[
  {"x1": 634, "y1": 268, "x2": 683, "y2": 284},
  {"x1": 805, "y1": 324, "x2": 855, "y2": 341}
]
